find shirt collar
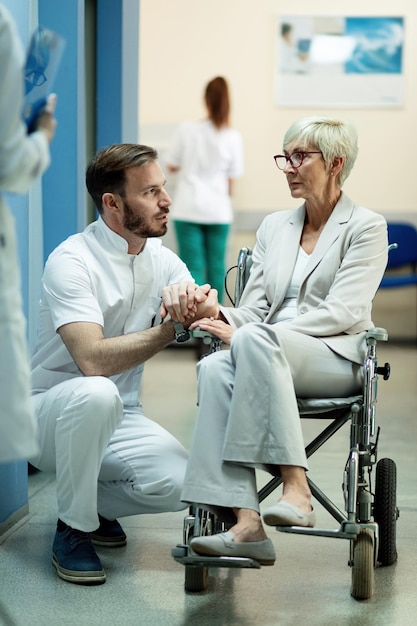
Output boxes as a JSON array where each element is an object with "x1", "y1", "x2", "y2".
[{"x1": 95, "y1": 216, "x2": 130, "y2": 254}]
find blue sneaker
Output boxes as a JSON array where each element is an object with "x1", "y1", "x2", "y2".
[
  {"x1": 52, "y1": 521, "x2": 106, "y2": 584},
  {"x1": 90, "y1": 515, "x2": 127, "y2": 548}
]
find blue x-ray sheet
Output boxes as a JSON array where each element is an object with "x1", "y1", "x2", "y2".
[{"x1": 22, "y1": 26, "x2": 65, "y2": 131}]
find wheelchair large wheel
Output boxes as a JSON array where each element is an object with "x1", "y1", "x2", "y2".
[
  {"x1": 374, "y1": 457, "x2": 398, "y2": 566},
  {"x1": 350, "y1": 529, "x2": 374, "y2": 600}
]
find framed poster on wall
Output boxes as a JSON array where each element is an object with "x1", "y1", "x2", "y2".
[{"x1": 276, "y1": 16, "x2": 404, "y2": 108}]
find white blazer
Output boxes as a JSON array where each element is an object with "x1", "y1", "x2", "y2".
[{"x1": 224, "y1": 193, "x2": 388, "y2": 365}]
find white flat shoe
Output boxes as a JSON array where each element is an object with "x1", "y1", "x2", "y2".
[
  {"x1": 190, "y1": 531, "x2": 276, "y2": 565},
  {"x1": 262, "y1": 502, "x2": 316, "y2": 528}
]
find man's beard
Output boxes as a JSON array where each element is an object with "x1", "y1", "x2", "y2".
[{"x1": 123, "y1": 200, "x2": 168, "y2": 238}]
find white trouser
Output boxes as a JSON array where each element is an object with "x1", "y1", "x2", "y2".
[
  {"x1": 30, "y1": 376, "x2": 188, "y2": 531},
  {"x1": 182, "y1": 323, "x2": 363, "y2": 513}
]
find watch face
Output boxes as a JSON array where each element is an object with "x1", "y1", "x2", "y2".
[
  {"x1": 173, "y1": 322, "x2": 191, "y2": 343},
  {"x1": 176, "y1": 331, "x2": 190, "y2": 343}
]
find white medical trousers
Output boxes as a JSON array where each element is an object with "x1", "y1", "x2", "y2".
[
  {"x1": 181, "y1": 323, "x2": 363, "y2": 513},
  {"x1": 31, "y1": 376, "x2": 188, "y2": 532}
]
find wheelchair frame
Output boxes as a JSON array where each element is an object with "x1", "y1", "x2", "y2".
[{"x1": 172, "y1": 247, "x2": 398, "y2": 600}]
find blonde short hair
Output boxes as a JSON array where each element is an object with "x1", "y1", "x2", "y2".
[{"x1": 283, "y1": 116, "x2": 358, "y2": 186}]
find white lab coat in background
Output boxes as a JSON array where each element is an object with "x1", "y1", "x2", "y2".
[{"x1": 0, "y1": 5, "x2": 50, "y2": 462}]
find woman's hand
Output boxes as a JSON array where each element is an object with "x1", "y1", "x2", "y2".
[{"x1": 189, "y1": 317, "x2": 235, "y2": 345}]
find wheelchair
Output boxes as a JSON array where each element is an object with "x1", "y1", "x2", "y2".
[{"x1": 172, "y1": 246, "x2": 399, "y2": 600}]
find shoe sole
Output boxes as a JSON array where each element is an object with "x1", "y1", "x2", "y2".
[
  {"x1": 52, "y1": 555, "x2": 106, "y2": 584},
  {"x1": 90, "y1": 536, "x2": 127, "y2": 548}
]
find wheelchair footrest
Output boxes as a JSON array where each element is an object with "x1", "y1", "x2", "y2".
[
  {"x1": 172, "y1": 544, "x2": 262, "y2": 569},
  {"x1": 275, "y1": 523, "x2": 359, "y2": 540}
]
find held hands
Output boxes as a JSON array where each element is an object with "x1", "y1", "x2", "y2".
[{"x1": 161, "y1": 282, "x2": 219, "y2": 324}]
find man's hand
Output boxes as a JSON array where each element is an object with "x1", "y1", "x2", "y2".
[{"x1": 161, "y1": 282, "x2": 214, "y2": 323}]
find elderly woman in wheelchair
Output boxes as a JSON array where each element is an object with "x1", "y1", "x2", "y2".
[{"x1": 178, "y1": 116, "x2": 388, "y2": 566}]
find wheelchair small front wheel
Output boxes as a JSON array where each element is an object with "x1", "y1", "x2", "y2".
[
  {"x1": 374, "y1": 457, "x2": 398, "y2": 566},
  {"x1": 185, "y1": 565, "x2": 209, "y2": 592},
  {"x1": 183, "y1": 507, "x2": 212, "y2": 592},
  {"x1": 350, "y1": 529, "x2": 374, "y2": 600}
]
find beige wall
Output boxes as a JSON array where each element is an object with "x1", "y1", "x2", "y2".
[
  {"x1": 139, "y1": 0, "x2": 417, "y2": 215},
  {"x1": 139, "y1": 0, "x2": 417, "y2": 337}
]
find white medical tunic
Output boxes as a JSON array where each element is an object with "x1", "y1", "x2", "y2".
[
  {"x1": 165, "y1": 119, "x2": 244, "y2": 224},
  {"x1": 31, "y1": 217, "x2": 193, "y2": 406}
]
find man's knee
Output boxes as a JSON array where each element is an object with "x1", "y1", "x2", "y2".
[{"x1": 73, "y1": 376, "x2": 123, "y2": 429}]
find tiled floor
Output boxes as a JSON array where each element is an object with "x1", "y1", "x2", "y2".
[{"x1": 0, "y1": 341, "x2": 416, "y2": 625}]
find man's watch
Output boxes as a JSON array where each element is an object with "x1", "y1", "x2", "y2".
[{"x1": 173, "y1": 321, "x2": 191, "y2": 343}]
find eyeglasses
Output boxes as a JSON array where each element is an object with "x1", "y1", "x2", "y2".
[{"x1": 273, "y1": 151, "x2": 322, "y2": 170}]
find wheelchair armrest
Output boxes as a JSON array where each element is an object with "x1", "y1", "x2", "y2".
[
  {"x1": 191, "y1": 327, "x2": 216, "y2": 345},
  {"x1": 191, "y1": 327, "x2": 223, "y2": 352},
  {"x1": 297, "y1": 396, "x2": 362, "y2": 416}
]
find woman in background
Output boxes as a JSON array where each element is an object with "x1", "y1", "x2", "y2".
[{"x1": 165, "y1": 76, "x2": 243, "y2": 301}]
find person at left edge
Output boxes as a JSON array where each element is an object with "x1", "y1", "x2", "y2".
[
  {"x1": 29, "y1": 143, "x2": 219, "y2": 585},
  {"x1": 0, "y1": 4, "x2": 56, "y2": 464}
]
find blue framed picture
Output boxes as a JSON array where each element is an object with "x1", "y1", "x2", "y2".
[{"x1": 276, "y1": 16, "x2": 405, "y2": 108}]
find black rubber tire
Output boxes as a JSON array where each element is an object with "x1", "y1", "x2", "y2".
[
  {"x1": 374, "y1": 457, "x2": 398, "y2": 566},
  {"x1": 351, "y1": 529, "x2": 374, "y2": 600}
]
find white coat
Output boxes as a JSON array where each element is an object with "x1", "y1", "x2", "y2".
[{"x1": 0, "y1": 5, "x2": 50, "y2": 462}]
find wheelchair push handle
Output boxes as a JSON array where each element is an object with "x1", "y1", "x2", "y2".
[
  {"x1": 365, "y1": 327, "x2": 390, "y2": 380},
  {"x1": 366, "y1": 327, "x2": 388, "y2": 343}
]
